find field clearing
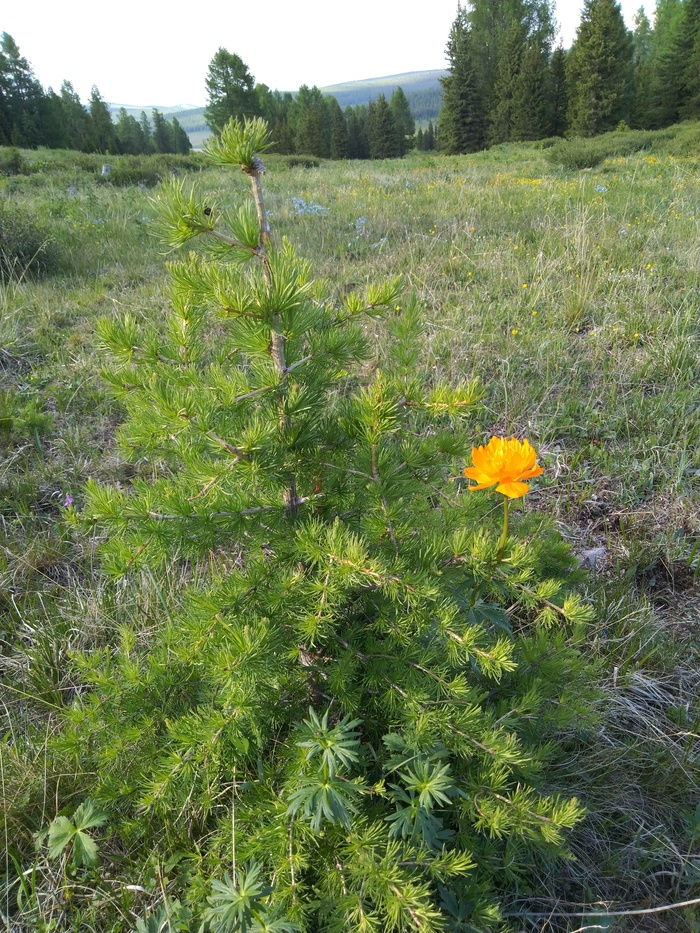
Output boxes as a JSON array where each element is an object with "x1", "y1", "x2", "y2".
[{"x1": 1, "y1": 129, "x2": 700, "y2": 930}]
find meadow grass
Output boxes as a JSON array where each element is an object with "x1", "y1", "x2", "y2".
[{"x1": 1, "y1": 126, "x2": 699, "y2": 931}]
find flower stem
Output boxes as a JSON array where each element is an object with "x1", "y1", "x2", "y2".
[{"x1": 496, "y1": 495, "x2": 509, "y2": 562}]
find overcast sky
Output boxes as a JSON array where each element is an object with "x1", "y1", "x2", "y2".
[{"x1": 4, "y1": 0, "x2": 649, "y2": 107}]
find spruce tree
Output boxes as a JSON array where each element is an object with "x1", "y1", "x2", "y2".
[
  {"x1": 0, "y1": 33, "x2": 46, "y2": 147},
  {"x1": 548, "y1": 45, "x2": 568, "y2": 136},
  {"x1": 389, "y1": 86, "x2": 415, "y2": 156},
  {"x1": 368, "y1": 94, "x2": 399, "y2": 158},
  {"x1": 678, "y1": 0, "x2": 700, "y2": 119},
  {"x1": 171, "y1": 116, "x2": 192, "y2": 154},
  {"x1": 566, "y1": 0, "x2": 634, "y2": 136},
  {"x1": 60, "y1": 81, "x2": 92, "y2": 152},
  {"x1": 60, "y1": 116, "x2": 593, "y2": 933},
  {"x1": 152, "y1": 108, "x2": 174, "y2": 153},
  {"x1": 115, "y1": 107, "x2": 144, "y2": 155},
  {"x1": 88, "y1": 86, "x2": 116, "y2": 153},
  {"x1": 346, "y1": 105, "x2": 370, "y2": 159},
  {"x1": 39, "y1": 88, "x2": 67, "y2": 148},
  {"x1": 291, "y1": 86, "x2": 331, "y2": 157},
  {"x1": 511, "y1": 43, "x2": 549, "y2": 141},
  {"x1": 631, "y1": 8, "x2": 653, "y2": 128},
  {"x1": 464, "y1": 0, "x2": 555, "y2": 121},
  {"x1": 139, "y1": 110, "x2": 154, "y2": 153},
  {"x1": 329, "y1": 97, "x2": 349, "y2": 159},
  {"x1": 489, "y1": 21, "x2": 526, "y2": 144},
  {"x1": 646, "y1": 0, "x2": 686, "y2": 127},
  {"x1": 438, "y1": 9, "x2": 487, "y2": 154}
]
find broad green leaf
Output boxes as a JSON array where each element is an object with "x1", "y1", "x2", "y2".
[{"x1": 47, "y1": 816, "x2": 75, "y2": 859}]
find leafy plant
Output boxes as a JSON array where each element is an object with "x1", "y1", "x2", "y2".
[
  {"x1": 46, "y1": 799, "x2": 108, "y2": 868},
  {"x1": 53, "y1": 117, "x2": 597, "y2": 931}
]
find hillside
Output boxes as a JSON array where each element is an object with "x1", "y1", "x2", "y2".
[{"x1": 320, "y1": 69, "x2": 445, "y2": 121}]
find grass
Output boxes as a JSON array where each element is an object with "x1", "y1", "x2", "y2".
[{"x1": 1, "y1": 124, "x2": 699, "y2": 931}]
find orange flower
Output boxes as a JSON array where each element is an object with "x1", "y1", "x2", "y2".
[{"x1": 464, "y1": 436, "x2": 543, "y2": 498}]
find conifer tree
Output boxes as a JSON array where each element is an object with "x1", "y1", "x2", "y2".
[
  {"x1": 60, "y1": 81, "x2": 92, "y2": 152},
  {"x1": 489, "y1": 21, "x2": 526, "y2": 144},
  {"x1": 438, "y1": 9, "x2": 487, "y2": 154},
  {"x1": 677, "y1": 0, "x2": 700, "y2": 119},
  {"x1": 271, "y1": 109, "x2": 295, "y2": 155},
  {"x1": 346, "y1": 104, "x2": 370, "y2": 158},
  {"x1": 63, "y1": 116, "x2": 592, "y2": 933},
  {"x1": 115, "y1": 107, "x2": 143, "y2": 154},
  {"x1": 465, "y1": 0, "x2": 555, "y2": 118},
  {"x1": 389, "y1": 86, "x2": 415, "y2": 155},
  {"x1": 171, "y1": 116, "x2": 192, "y2": 154},
  {"x1": 547, "y1": 45, "x2": 568, "y2": 136},
  {"x1": 291, "y1": 85, "x2": 331, "y2": 157},
  {"x1": 88, "y1": 85, "x2": 116, "y2": 153},
  {"x1": 0, "y1": 33, "x2": 45, "y2": 147},
  {"x1": 329, "y1": 97, "x2": 348, "y2": 159},
  {"x1": 39, "y1": 88, "x2": 67, "y2": 148},
  {"x1": 566, "y1": 0, "x2": 634, "y2": 136},
  {"x1": 630, "y1": 8, "x2": 653, "y2": 128},
  {"x1": 646, "y1": 0, "x2": 686, "y2": 127},
  {"x1": 511, "y1": 42, "x2": 549, "y2": 140},
  {"x1": 152, "y1": 108, "x2": 174, "y2": 153},
  {"x1": 368, "y1": 94, "x2": 399, "y2": 158},
  {"x1": 139, "y1": 110, "x2": 154, "y2": 153},
  {"x1": 425, "y1": 119, "x2": 436, "y2": 150},
  {"x1": 204, "y1": 48, "x2": 259, "y2": 133}
]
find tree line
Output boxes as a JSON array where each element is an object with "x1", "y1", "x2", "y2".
[
  {"x1": 438, "y1": 0, "x2": 700, "y2": 154},
  {"x1": 204, "y1": 48, "x2": 433, "y2": 159},
  {"x1": 0, "y1": 33, "x2": 191, "y2": 154}
]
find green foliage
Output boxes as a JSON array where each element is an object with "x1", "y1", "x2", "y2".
[
  {"x1": 0, "y1": 202, "x2": 60, "y2": 281},
  {"x1": 0, "y1": 145, "x2": 26, "y2": 174},
  {"x1": 205, "y1": 48, "x2": 260, "y2": 134},
  {"x1": 544, "y1": 126, "x2": 657, "y2": 169},
  {"x1": 44, "y1": 117, "x2": 599, "y2": 932},
  {"x1": 2, "y1": 119, "x2": 700, "y2": 933},
  {"x1": 95, "y1": 152, "x2": 198, "y2": 187},
  {"x1": 566, "y1": 0, "x2": 634, "y2": 136},
  {"x1": 46, "y1": 800, "x2": 108, "y2": 868},
  {"x1": 439, "y1": 11, "x2": 487, "y2": 154}
]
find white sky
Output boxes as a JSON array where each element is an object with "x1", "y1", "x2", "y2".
[{"x1": 4, "y1": 0, "x2": 648, "y2": 107}]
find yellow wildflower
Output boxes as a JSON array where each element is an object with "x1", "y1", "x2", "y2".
[{"x1": 464, "y1": 437, "x2": 543, "y2": 499}]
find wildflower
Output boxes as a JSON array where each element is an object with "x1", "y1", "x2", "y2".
[
  {"x1": 464, "y1": 437, "x2": 544, "y2": 560},
  {"x1": 464, "y1": 436, "x2": 543, "y2": 499},
  {"x1": 511, "y1": 329, "x2": 519, "y2": 335},
  {"x1": 64, "y1": 494, "x2": 74, "y2": 507}
]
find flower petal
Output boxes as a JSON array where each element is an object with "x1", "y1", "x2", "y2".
[{"x1": 495, "y1": 480, "x2": 529, "y2": 498}]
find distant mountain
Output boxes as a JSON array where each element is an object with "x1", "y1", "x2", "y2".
[
  {"x1": 320, "y1": 70, "x2": 445, "y2": 123},
  {"x1": 107, "y1": 104, "x2": 202, "y2": 117}
]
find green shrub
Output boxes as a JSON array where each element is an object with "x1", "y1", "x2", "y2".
[
  {"x1": 45, "y1": 118, "x2": 596, "y2": 931},
  {"x1": 95, "y1": 153, "x2": 204, "y2": 187},
  {"x1": 0, "y1": 146, "x2": 27, "y2": 175},
  {"x1": 0, "y1": 203, "x2": 60, "y2": 281},
  {"x1": 546, "y1": 130, "x2": 655, "y2": 169}
]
